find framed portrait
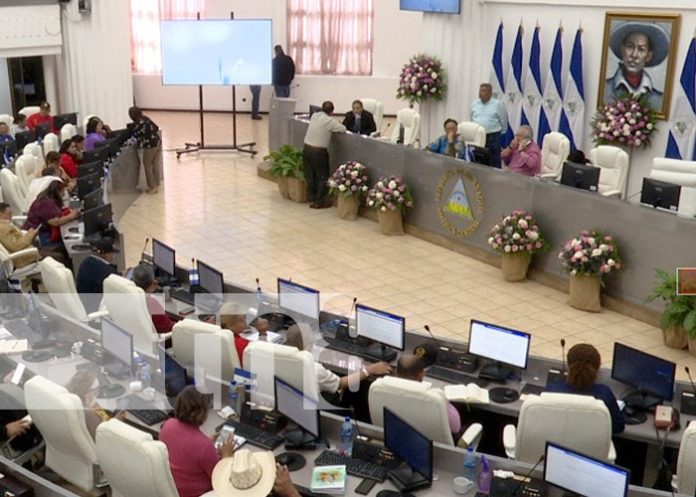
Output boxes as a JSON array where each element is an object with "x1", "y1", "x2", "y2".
[
  {"x1": 677, "y1": 267, "x2": 696, "y2": 296},
  {"x1": 597, "y1": 12, "x2": 681, "y2": 120}
]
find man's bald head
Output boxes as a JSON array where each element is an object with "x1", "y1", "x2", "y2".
[{"x1": 396, "y1": 354, "x2": 425, "y2": 381}]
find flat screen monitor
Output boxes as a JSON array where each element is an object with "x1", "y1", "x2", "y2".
[
  {"x1": 14, "y1": 130, "x2": 33, "y2": 150},
  {"x1": 164, "y1": 351, "x2": 188, "y2": 399},
  {"x1": 53, "y1": 112, "x2": 78, "y2": 130},
  {"x1": 83, "y1": 203, "x2": 112, "y2": 236},
  {"x1": 467, "y1": 144, "x2": 491, "y2": 166},
  {"x1": 34, "y1": 122, "x2": 52, "y2": 140},
  {"x1": 611, "y1": 342, "x2": 675, "y2": 407},
  {"x1": 544, "y1": 442, "x2": 629, "y2": 497},
  {"x1": 101, "y1": 318, "x2": 133, "y2": 369},
  {"x1": 160, "y1": 19, "x2": 273, "y2": 86},
  {"x1": 82, "y1": 146, "x2": 109, "y2": 163},
  {"x1": 400, "y1": 0, "x2": 460, "y2": 14},
  {"x1": 277, "y1": 278, "x2": 320, "y2": 321},
  {"x1": 640, "y1": 178, "x2": 681, "y2": 212},
  {"x1": 274, "y1": 376, "x2": 320, "y2": 445},
  {"x1": 153, "y1": 239, "x2": 176, "y2": 277},
  {"x1": 384, "y1": 408, "x2": 433, "y2": 483},
  {"x1": 82, "y1": 188, "x2": 103, "y2": 211},
  {"x1": 356, "y1": 304, "x2": 405, "y2": 358},
  {"x1": 108, "y1": 128, "x2": 132, "y2": 146},
  {"x1": 468, "y1": 319, "x2": 531, "y2": 375},
  {"x1": 77, "y1": 160, "x2": 103, "y2": 178},
  {"x1": 93, "y1": 137, "x2": 120, "y2": 157},
  {"x1": 560, "y1": 161, "x2": 600, "y2": 192},
  {"x1": 77, "y1": 171, "x2": 101, "y2": 198},
  {"x1": 197, "y1": 260, "x2": 224, "y2": 295},
  {"x1": 309, "y1": 105, "x2": 322, "y2": 117},
  {"x1": 1, "y1": 139, "x2": 17, "y2": 161}
]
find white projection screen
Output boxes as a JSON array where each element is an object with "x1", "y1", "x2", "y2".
[{"x1": 160, "y1": 19, "x2": 273, "y2": 86}]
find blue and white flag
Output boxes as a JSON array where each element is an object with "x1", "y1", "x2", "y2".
[
  {"x1": 504, "y1": 24, "x2": 526, "y2": 147},
  {"x1": 563, "y1": 28, "x2": 586, "y2": 151},
  {"x1": 233, "y1": 368, "x2": 257, "y2": 390},
  {"x1": 490, "y1": 21, "x2": 506, "y2": 101},
  {"x1": 522, "y1": 26, "x2": 547, "y2": 144},
  {"x1": 541, "y1": 27, "x2": 567, "y2": 137},
  {"x1": 665, "y1": 37, "x2": 696, "y2": 160}
]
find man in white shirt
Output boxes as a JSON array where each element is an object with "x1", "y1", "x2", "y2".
[
  {"x1": 470, "y1": 83, "x2": 508, "y2": 168},
  {"x1": 303, "y1": 101, "x2": 346, "y2": 208}
]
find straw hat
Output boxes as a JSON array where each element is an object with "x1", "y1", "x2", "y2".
[{"x1": 211, "y1": 449, "x2": 276, "y2": 497}]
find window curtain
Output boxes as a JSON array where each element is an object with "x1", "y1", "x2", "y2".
[
  {"x1": 287, "y1": 0, "x2": 374, "y2": 75},
  {"x1": 130, "y1": 0, "x2": 205, "y2": 74}
]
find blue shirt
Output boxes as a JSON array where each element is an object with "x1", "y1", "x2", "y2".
[
  {"x1": 470, "y1": 98, "x2": 507, "y2": 134},
  {"x1": 426, "y1": 135, "x2": 466, "y2": 159},
  {"x1": 0, "y1": 134, "x2": 12, "y2": 144},
  {"x1": 545, "y1": 381, "x2": 625, "y2": 434}
]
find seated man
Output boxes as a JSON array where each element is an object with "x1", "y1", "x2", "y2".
[
  {"x1": 133, "y1": 263, "x2": 175, "y2": 334},
  {"x1": 501, "y1": 125, "x2": 541, "y2": 176},
  {"x1": 0, "y1": 203, "x2": 38, "y2": 268},
  {"x1": 76, "y1": 238, "x2": 119, "y2": 313},
  {"x1": 426, "y1": 118, "x2": 466, "y2": 159},
  {"x1": 396, "y1": 353, "x2": 461, "y2": 434},
  {"x1": 0, "y1": 122, "x2": 12, "y2": 144},
  {"x1": 219, "y1": 302, "x2": 270, "y2": 367},
  {"x1": 26, "y1": 101, "x2": 54, "y2": 131},
  {"x1": 10, "y1": 114, "x2": 27, "y2": 136},
  {"x1": 342, "y1": 100, "x2": 377, "y2": 135}
]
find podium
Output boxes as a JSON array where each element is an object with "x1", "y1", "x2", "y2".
[{"x1": 269, "y1": 97, "x2": 297, "y2": 152}]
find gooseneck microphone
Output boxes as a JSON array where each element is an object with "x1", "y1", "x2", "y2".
[
  {"x1": 685, "y1": 367, "x2": 696, "y2": 395},
  {"x1": 349, "y1": 297, "x2": 357, "y2": 318},
  {"x1": 424, "y1": 325, "x2": 443, "y2": 349},
  {"x1": 141, "y1": 237, "x2": 150, "y2": 259},
  {"x1": 509, "y1": 454, "x2": 545, "y2": 497},
  {"x1": 560, "y1": 338, "x2": 566, "y2": 373}
]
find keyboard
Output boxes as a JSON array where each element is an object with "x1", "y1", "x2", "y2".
[
  {"x1": 521, "y1": 383, "x2": 546, "y2": 396},
  {"x1": 314, "y1": 450, "x2": 388, "y2": 481},
  {"x1": 323, "y1": 337, "x2": 367, "y2": 358},
  {"x1": 426, "y1": 365, "x2": 489, "y2": 387},
  {"x1": 126, "y1": 396, "x2": 171, "y2": 426},
  {"x1": 219, "y1": 420, "x2": 283, "y2": 450},
  {"x1": 172, "y1": 288, "x2": 195, "y2": 305}
]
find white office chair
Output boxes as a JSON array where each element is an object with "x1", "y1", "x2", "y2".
[
  {"x1": 360, "y1": 98, "x2": 384, "y2": 132},
  {"x1": 503, "y1": 393, "x2": 616, "y2": 464},
  {"x1": 390, "y1": 108, "x2": 421, "y2": 147},
  {"x1": 588, "y1": 145, "x2": 630, "y2": 199},
  {"x1": 0, "y1": 169, "x2": 27, "y2": 215},
  {"x1": 22, "y1": 142, "x2": 43, "y2": 162},
  {"x1": 60, "y1": 123, "x2": 78, "y2": 142},
  {"x1": 368, "y1": 376, "x2": 483, "y2": 448},
  {"x1": 673, "y1": 420, "x2": 696, "y2": 496},
  {"x1": 457, "y1": 121, "x2": 486, "y2": 148},
  {"x1": 19, "y1": 106, "x2": 41, "y2": 119},
  {"x1": 649, "y1": 157, "x2": 696, "y2": 217},
  {"x1": 42, "y1": 132, "x2": 60, "y2": 155},
  {"x1": 24, "y1": 376, "x2": 100, "y2": 492},
  {"x1": 0, "y1": 241, "x2": 40, "y2": 291},
  {"x1": 13, "y1": 154, "x2": 38, "y2": 197},
  {"x1": 0, "y1": 114, "x2": 13, "y2": 126},
  {"x1": 40, "y1": 257, "x2": 107, "y2": 323},
  {"x1": 83, "y1": 114, "x2": 97, "y2": 131},
  {"x1": 172, "y1": 319, "x2": 240, "y2": 381},
  {"x1": 96, "y1": 419, "x2": 179, "y2": 497},
  {"x1": 540, "y1": 132, "x2": 571, "y2": 179}
]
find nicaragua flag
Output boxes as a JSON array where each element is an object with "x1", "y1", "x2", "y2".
[
  {"x1": 665, "y1": 36, "x2": 696, "y2": 160},
  {"x1": 504, "y1": 24, "x2": 526, "y2": 147},
  {"x1": 522, "y1": 25, "x2": 548, "y2": 144},
  {"x1": 541, "y1": 27, "x2": 569, "y2": 137},
  {"x1": 490, "y1": 21, "x2": 506, "y2": 100},
  {"x1": 563, "y1": 28, "x2": 585, "y2": 151}
]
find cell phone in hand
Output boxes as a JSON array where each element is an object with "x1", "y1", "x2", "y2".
[{"x1": 215, "y1": 425, "x2": 236, "y2": 450}]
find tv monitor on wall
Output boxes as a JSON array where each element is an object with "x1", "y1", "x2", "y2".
[
  {"x1": 160, "y1": 19, "x2": 273, "y2": 86},
  {"x1": 400, "y1": 0, "x2": 460, "y2": 14}
]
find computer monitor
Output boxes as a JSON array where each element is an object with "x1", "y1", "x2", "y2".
[
  {"x1": 560, "y1": 161, "x2": 600, "y2": 192},
  {"x1": 197, "y1": 260, "x2": 224, "y2": 295},
  {"x1": 82, "y1": 188, "x2": 103, "y2": 211},
  {"x1": 101, "y1": 318, "x2": 133, "y2": 372},
  {"x1": 611, "y1": 342, "x2": 675, "y2": 411},
  {"x1": 94, "y1": 137, "x2": 120, "y2": 158},
  {"x1": 77, "y1": 171, "x2": 101, "y2": 198},
  {"x1": 77, "y1": 160, "x2": 103, "y2": 178},
  {"x1": 309, "y1": 105, "x2": 322, "y2": 117},
  {"x1": 53, "y1": 112, "x2": 78, "y2": 130},
  {"x1": 108, "y1": 128, "x2": 132, "y2": 147},
  {"x1": 467, "y1": 144, "x2": 491, "y2": 166},
  {"x1": 640, "y1": 178, "x2": 681, "y2": 212},
  {"x1": 153, "y1": 239, "x2": 176, "y2": 277},
  {"x1": 274, "y1": 376, "x2": 321, "y2": 447},
  {"x1": 33, "y1": 122, "x2": 52, "y2": 140},
  {"x1": 277, "y1": 278, "x2": 320, "y2": 323},
  {"x1": 544, "y1": 442, "x2": 629, "y2": 497},
  {"x1": 14, "y1": 130, "x2": 33, "y2": 150},
  {"x1": 384, "y1": 407, "x2": 433, "y2": 491},
  {"x1": 83, "y1": 203, "x2": 112, "y2": 236},
  {"x1": 82, "y1": 146, "x2": 110, "y2": 163},
  {"x1": 355, "y1": 303, "x2": 405, "y2": 362},
  {"x1": 164, "y1": 351, "x2": 188, "y2": 401}
]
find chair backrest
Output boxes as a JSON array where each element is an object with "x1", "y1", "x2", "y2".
[
  {"x1": 243, "y1": 341, "x2": 319, "y2": 407},
  {"x1": 368, "y1": 376, "x2": 454, "y2": 446},
  {"x1": 360, "y1": 98, "x2": 384, "y2": 131},
  {"x1": 514, "y1": 392, "x2": 612, "y2": 464},
  {"x1": 0, "y1": 169, "x2": 26, "y2": 215},
  {"x1": 61, "y1": 123, "x2": 78, "y2": 142},
  {"x1": 19, "y1": 106, "x2": 41, "y2": 118},
  {"x1": 589, "y1": 146, "x2": 630, "y2": 198},
  {"x1": 391, "y1": 108, "x2": 421, "y2": 146},
  {"x1": 40, "y1": 256, "x2": 88, "y2": 321},
  {"x1": 23, "y1": 142, "x2": 43, "y2": 161},
  {"x1": 42, "y1": 132, "x2": 60, "y2": 155},
  {"x1": 172, "y1": 319, "x2": 240, "y2": 380},
  {"x1": 0, "y1": 242, "x2": 17, "y2": 276},
  {"x1": 96, "y1": 419, "x2": 179, "y2": 497},
  {"x1": 457, "y1": 121, "x2": 486, "y2": 147},
  {"x1": 13, "y1": 154, "x2": 37, "y2": 197},
  {"x1": 676, "y1": 421, "x2": 696, "y2": 496},
  {"x1": 0, "y1": 114, "x2": 13, "y2": 126},
  {"x1": 83, "y1": 114, "x2": 97, "y2": 131},
  {"x1": 24, "y1": 376, "x2": 97, "y2": 491},
  {"x1": 102, "y1": 274, "x2": 157, "y2": 355},
  {"x1": 540, "y1": 132, "x2": 571, "y2": 178}
]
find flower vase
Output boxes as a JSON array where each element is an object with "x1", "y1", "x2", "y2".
[
  {"x1": 276, "y1": 176, "x2": 290, "y2": 199},
  {"x1": 287, "y1": 177, "x2": 307, "y2": 203},
  {"x1": 378, "y1": 209, "x2": 404, "y2": 236},
  {"x1": 337, "y1": 195, "x2": 360, "y2": 221},
  {"x1": 501, "y1": 252, "x2": 531, "y2": 282},
  {"x1": 568, "y1": 274, "x2": 602, "y2": 312},
  {"x1": 663, "y1": 325, "x2": 688, "y2": 350}
]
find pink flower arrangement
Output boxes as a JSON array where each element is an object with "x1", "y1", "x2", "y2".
[
  {"x1": 327, "y1": 161, "x2": 370, "y2": 198},
  {"x1": 396, "y1": 54, "x2": 446, "y2": 104},
  {"x1": 591, "y1": 93, "x2": 658, "y2": 149},
  {"x1": 558, "y1": 230, "x2": 622, "y2": 278},
  {"x1": 488, "y1": 210, "x2": 547, "y2": 255},
  {"x1": 366, "y1": 176, "x2": 414, "y2": 213}
]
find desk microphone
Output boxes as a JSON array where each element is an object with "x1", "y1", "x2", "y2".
[
  {"x1": 423, "y1": 325, "x2": 444, "y2": 349},
  {"x1": 686, "y1": 367, "x2": 696, "y2": 395},
  {"x1": 141, "y1": 237, "x2": 149, "y2": 260},
  {"x1": 560, "y1": 338, "x2": 566, "y2": 373},
  {"x1": 509, "y1": 454, "x2": 544, "y2": 497},
  {"x1": 381, "y1": 122, "x2": 391, "y2": 137}
]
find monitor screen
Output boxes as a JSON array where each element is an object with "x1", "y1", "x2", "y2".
[
  {"x1": 77, "y1": 172, "x2": 101, "y2": 198},
  {"x1": 164, "y1": 351, "x2": 188, "y2": 398},
  {"x1": 34, "y1": 122, "x2": 51, "y2": 140},
  {"x1": 14, "y1": 130, "x2": 33, "y2": 150},
  {"x1": 274, "y1": 376, "x2": 320, "y2": 437},
  {"x1": 277, "y1": 278, "x2": 320, "y2": 321},
  {"x1": 355, "y1": 304, "x2": 405, "y2": 350},
  {"x1": 78, "y1": 160, "x2": 103, "y2": 178},
  {"x1": 467, "y1": 144, "x2": 491, "y2": 166},
  {"x1": 53, "y1": 112, "x2": 77, "y2": 130},
  {"x1": 640, "y1": 178, "x2": 681, "y2": 212},
  {"x1": 544, "y1": 442, "x2": 629, "y2": 497},
  {"x1": 93, "y1": 137, "x2": 120, "y2": 157},
  {"x1": 83, "y1": 203, "x2": 112, "y2": 236},
  {"x1": 468, "y1": 319, "x2": 530, "y2": 369},
  {"x1": 153, "y1": 239, "x2": 176, "y2": 276},
  {"x1": 384, "y1": 408, "x2": 433, "y2": 480},
  {"x1": 309, "y1": 105, "x2": 322, "y2": 117},
  {"x1": 160, "y1": 19, "x2": 273, "y2": 86},
  {"x1": 400, "y1": 0, "x2": 460, "y2": 14},
  {"x1": 82, "y1": 188, "x2": 103, "y2": 211},
  {"x1": 611, "y1": 342, "x2": 675, "y2": 401},
  {"x1": 82, "y1": 146, "x2": 109, "y2": 163},
  {"x1": 197, "y1": 260, "x2": 224, "y2": 295},
  {"x1": 560, "y1": 161, "x2": 600, "y2": 192},
  {"x1": 101, "y1": 318, "x2": 133, "y2": 368}
]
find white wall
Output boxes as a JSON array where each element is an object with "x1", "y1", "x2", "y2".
[{"x1": 133, "y1": 0, "x2": 424, "y2": 115}]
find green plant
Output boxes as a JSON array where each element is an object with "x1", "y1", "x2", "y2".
[
  {"x1": 263, "y1": 145, "x2": 304, "y2": 180},
  {"x1": 647, "y1": 268, "x2": 696, "y2": 338}
]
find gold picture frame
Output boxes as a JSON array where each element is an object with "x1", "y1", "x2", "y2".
[{"x1": 597, "y1": 12, "x2": 681, "y2": 120}]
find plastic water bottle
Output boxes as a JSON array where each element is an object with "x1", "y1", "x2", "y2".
[
  {"x1": 228, "y1": 381, "x2": 245, "y2": 419},
  {"x1": 140, "y1": 362, "x2": 151, "y2": 389},
  {"x1": 463, "y1": 445, "x2": 477, "y2": 481},
  {"x1": 339, "y1": 416, "x2": 355, "y2": 456},
  {"x1": 477, "y1": 455, "x2": 492, "y2": 494}
]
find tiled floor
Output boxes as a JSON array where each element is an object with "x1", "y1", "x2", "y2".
[{"x1": 116, "y1": 110, "x2": 696, "y2": 380}]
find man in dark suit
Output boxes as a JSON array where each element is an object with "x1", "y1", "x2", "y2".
[
  {"x1": 76, "y1": 238, "x2": 119, "y2": 312},
  {"x1": 342, "y1": 100, "x2": 377, "y2": 135}
]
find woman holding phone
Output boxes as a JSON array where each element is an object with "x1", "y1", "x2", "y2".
[{"x1": 501, "y1": 124, "x2": 541, "y2": 176}]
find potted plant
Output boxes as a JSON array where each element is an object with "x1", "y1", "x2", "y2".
[
  {"x1": 558, "y1": 230, "x2": 622, "y2": 312},
  {"x1": 396, "y1": 54, "x2": 447, "y2": 105},
  {"x1": 327, "y1": 161, "x2": 370, "y2": 221},
  {"x1": 646, "y1": 268, "x2": 696, "y2": 350},
  {"x1": 488, "y1": 210, "x2": 547, "y2": 282},
  {"x1": 365, "y1": 176, "x2": 413, "y2": 235},
  {"x1": 263, "y1": 145, "x2": 305, "y2": 202}
]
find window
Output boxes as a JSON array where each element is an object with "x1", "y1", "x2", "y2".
[
  {"x1": 130, "y1": 0, "x2": 205, "y2": 74},
  {"x1": 287, "y1": 0, "x2": 374, "y2": 76}
]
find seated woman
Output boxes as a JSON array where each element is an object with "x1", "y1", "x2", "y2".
[
  {"x1": 65, "y1": 370, "x2": 125, "y2": 440},
  {"x1": 132, "y1": 263, "x2": 175, "y2": 333},
  {"x1": 58, "y1": 139, "x2": 81, "y2": 178},
  {"x1": 545, "y1": 343, "x2": 625, "y2": 434},
  {"x1": 84, "y1": 117, "x2": 107, "y2": 151}
]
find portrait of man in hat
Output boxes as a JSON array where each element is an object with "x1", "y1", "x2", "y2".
[{"x1": 599, "y1": 13, "x2": 681, "y2": 119}]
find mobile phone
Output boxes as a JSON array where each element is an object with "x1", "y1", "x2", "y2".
[
  {"x1": 10, "y1": 363, "x2": 26, "y2": 385},
  {"x1": 215, "y1": 425, "x2": 236, "y2": 449},
  {"x1": 355, "y1": 478, "x2": 377, "y2": 495}
]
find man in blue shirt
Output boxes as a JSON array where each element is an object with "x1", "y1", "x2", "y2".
[
  {"x1": 426, "y1": 118, "x2": 466, "y2": 159},
  {"x1": 470, "y1": 83, "x2": 507, "y2": 168}
]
